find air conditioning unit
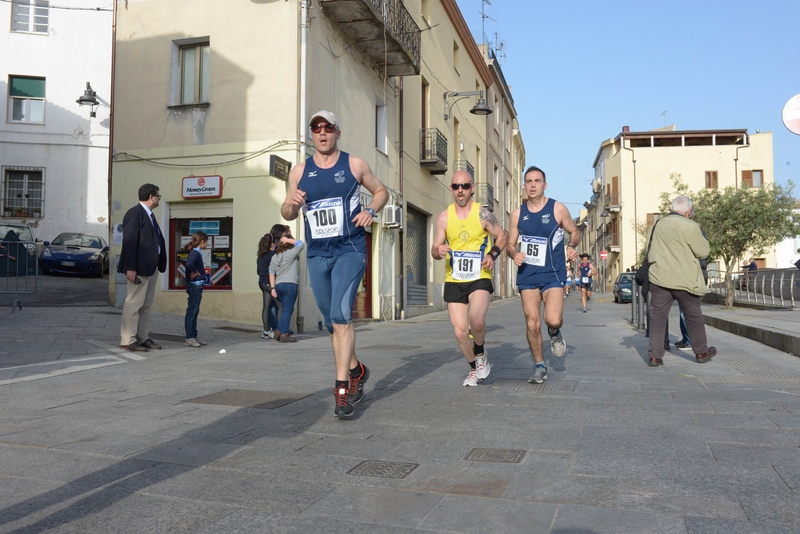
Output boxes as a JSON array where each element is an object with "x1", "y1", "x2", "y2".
[{"x1": 382, "y1": 205, "x2": 402, "y2": 228}]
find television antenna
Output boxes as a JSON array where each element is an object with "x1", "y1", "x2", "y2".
[
  {"x1": 481, "y1": 0, "x2": 496, "y2": 48},
  {"x1": 492, "y1": 31, "x2": 506, "y2": 64}
]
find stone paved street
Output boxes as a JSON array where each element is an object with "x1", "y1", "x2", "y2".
[{"x1": 0, "y1": 295, "x2": 799, "y2": 533}]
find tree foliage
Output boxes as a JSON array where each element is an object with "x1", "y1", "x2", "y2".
[{"x1": 657, "y1": 174, "x2": 800, "y2": 307}]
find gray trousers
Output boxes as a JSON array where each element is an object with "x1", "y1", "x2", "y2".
[{"x1": 648, "y1": 283, "x2": 709, "y2": 360}]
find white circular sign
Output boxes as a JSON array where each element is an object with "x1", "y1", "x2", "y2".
[
  {"x1": 782, "y1": 94, "x2": 800, "y2": 135},
  {"x1": 600, "y1": 250, "x2": 608, "y2": 260}
]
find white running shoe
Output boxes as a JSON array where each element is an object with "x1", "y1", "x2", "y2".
[
  {"x1": 463, "y1": 370, "x2": 479, "y2": 387},
  {"x1": 474, "y1": 353, "x2": 490, "y2": 380},
  {"x1": 549, "y1": 329, "x2": 566, "y2": 358}
]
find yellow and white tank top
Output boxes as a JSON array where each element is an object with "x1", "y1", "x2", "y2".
[{"x1": 444, "y1": 203, "x2": 493, "y2": 283}]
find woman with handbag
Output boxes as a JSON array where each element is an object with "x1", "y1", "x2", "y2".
[{"x1": 269, "y1": 228, "x2": 304, "y2": 343}]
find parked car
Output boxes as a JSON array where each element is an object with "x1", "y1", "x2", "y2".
[
  {"x1": 40, "y1": 233, "x2": 109, "y2": 277},
  {"x1": 0, "y1": 223, "x2": 40, "y2": 276},
  {"x1": 613, "y1": 272, "x2": 634, "y2": 303}
]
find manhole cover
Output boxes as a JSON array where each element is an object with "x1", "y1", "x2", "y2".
[
  {"x1": 464, "y1": 448, "x2": 526, "y2": 463},
  {"x1": 347, "y1": 460, "x2": 419, "y2": 479},
  {"x1": 489, "y1": 379, "x2": 578, "y2": 393},
  {"x1": 184, "y1": 389, "x2": 311, "y2": 409},
  {"x1": 212, "y1": 326, "x2": 262, "y2": 334}
]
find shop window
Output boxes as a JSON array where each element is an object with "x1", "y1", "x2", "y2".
[{"x1": 169, "y1": 217, "x2": 233, "y2": 290}]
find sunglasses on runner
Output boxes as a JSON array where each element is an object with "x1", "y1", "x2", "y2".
[
  {"x1": 450, "y1": 183, "x2": 473, "y2": 191},
  {"x1": 310, "y1": 123, "x2": 338, "y2": 133}
]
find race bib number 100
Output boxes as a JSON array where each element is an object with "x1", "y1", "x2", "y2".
[
  {"x1": 306, "y1": 198, "x2": 345, "y2": 239},
  {"x1": 451, "y1": 250, "x2": 482, "y2": 281},
  {"x1": 522, "y1": 235, "x2": 548, "y2": 266}
]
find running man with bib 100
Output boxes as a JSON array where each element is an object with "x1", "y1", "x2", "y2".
[
  {"x1": 281, "y1": 110, "x2": 388, "y2": 419},
  {"x1": 507, "y1": 166, "x2": 580, "y2": 384},
  {"x1": 432, "y1": 170, "x2": 508, "y2": 387},
  {"x1": 578, "y1": 253, "x2": 597, "y2": 313}
]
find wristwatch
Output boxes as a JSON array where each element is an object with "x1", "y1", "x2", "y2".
[{"x1": 365, "y1": 207, "x2": 376, "y2": 218}]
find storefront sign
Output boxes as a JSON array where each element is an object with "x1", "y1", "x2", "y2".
[
  {"x1": 269, "y1": 155, "x2": 291, "y2": 181},
  {"x1": 182, "y1": 175, "x2": 223, "y2": 199},
  {"x1": 214, "y1": 235, "x2": 229, "y2": 249},
  {"x1": 189, "y1": 220, "x2": 220, "y2": 235}
]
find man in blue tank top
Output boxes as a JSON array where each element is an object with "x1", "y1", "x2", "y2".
[
  {"x1": 506, "y1": 166, "x2": 580, "y2": 384},
  {"x1": 281, "y1": 110, "x2": 388, "y2": 419},
  {"x1": 578, "y1": 254, "x2": 597, "y2": 313}
]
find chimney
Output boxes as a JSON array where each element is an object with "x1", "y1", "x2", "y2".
[{"x1": 622, "y1": 126, "x2": 630, "y2": 133}]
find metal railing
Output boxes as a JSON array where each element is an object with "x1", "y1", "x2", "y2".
[
  {"x1": 454, "y1": 159, "x2": 474, "y2": 177},
  {"x1": 475, "y1": 182, "x2": 495, "y2": 210},
  {"x1": 0, "y1": 238, "x2": 39, "y2": 312},
  {"x1": 369, "y1": 0, "x2": 421, "y2": 68},
  {"x1": 707, "y1": 268, "x2": 799, "y2": 308},
  {"x1": 420, "y1": 128, "x2": 447, "y2": 167},
  {"x1": 604, "y1": 192, "x2": 620, "y2": 206}
]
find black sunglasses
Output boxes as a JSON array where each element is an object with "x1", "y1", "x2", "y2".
[
  {"x1": 310, "y1": 123, "x2": 338, "y2": 133},
  {"x1": 450, "y1": 183, "x2": 473, "y2": 191}
]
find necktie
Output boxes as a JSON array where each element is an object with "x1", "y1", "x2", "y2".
[{"x1": 150, "y1": 212, "x2": 162, "y2": 251}]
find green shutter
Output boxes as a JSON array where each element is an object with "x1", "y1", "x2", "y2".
[{"x1": 10, "y1": 77, "x2": 45, "y2": 98}]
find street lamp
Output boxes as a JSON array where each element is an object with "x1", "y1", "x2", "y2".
[
  {"x1": 443, "y1": 90, "x2": 492, "y2": 120},
  {"x1": 599, "y1": 209, "x2": 609, "y2": 292},
  {"x1": 76, "y1": 82, "x2": 99, "y2": 118}
]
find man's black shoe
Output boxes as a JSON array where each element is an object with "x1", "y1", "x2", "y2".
[
  {"x1": 121, "y1": 342, "x2": 148, "y2": 352},
  {"x1": 139, "y1": 339, "x2": 162, "y2": 350}
]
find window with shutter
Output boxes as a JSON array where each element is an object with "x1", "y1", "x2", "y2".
[
  {"x1": 705, "y1": 171, "x2": 718, "y2": 189},
  {"x1": 742, "y1": 170, "x2": 753, "y2": 188}
]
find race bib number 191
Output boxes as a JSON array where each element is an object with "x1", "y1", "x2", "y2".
[
  {"x1": 522, "y1": 235, "x2": 548, "y2": 266},
  {"x1": 451, "y1": 250, "x2": 482, "y2": 281},
  {"x1": 306, "y1": 197, "x2": 344, "y2": 239}
]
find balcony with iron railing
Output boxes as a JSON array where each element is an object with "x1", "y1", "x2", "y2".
[
  {"x1": 605, "y1": 231, "x2": 620, "y2": 251},
  {"x1": 604, "y1": 192, "x2": 621, "y2": 211},
  {"x1": 454, "y1": 159, "x2": 474, "y2": 177},
  {"x1": 420, "y1": 128, "x2": 447, "y2": 174},
  {"x1": 319, "y1": 0, "x2": 421, "y2": 76},
  {"x1": 475, "y1": 182, "x2": 495, "y2": 211}
]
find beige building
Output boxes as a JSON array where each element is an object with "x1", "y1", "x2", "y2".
[
  {"x1": 110, "y1": 0, "x2": 523, "y2": 325},
  {"x1": 588, "y1": 126, "x2": 774, "y2": 289}
]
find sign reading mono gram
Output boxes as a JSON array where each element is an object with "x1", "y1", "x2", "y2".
[
  {"x1": 347, "y1": 460, "x2": 420, "y2": 479},
  {"x1": 185, "y1": 389, "x2": 311, "y2": 409},
  {"x1": 464, "y1": 448, "x2": 526, "y2": 463}
]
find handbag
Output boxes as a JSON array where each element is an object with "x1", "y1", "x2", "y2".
[{"x1": 635, "y1": 219, "x2": 661, "y2": 296}]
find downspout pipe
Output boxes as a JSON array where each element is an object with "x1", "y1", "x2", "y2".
[
  {"x1": 621, "y1": 138, "x2": 638, "y2": 261},
  {"x1": 734, "y1": 134, "x2": 749, "y2": 190},
  {"x1": 107, "y1": 0, "x2": 117, "y2": 305},
  {"x1": 296, "y1": 0, "x2": 309, "y2": 329}
]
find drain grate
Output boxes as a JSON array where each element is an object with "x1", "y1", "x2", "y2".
[
  {"x1": 184, "y1": 389, "x2": 311, "y2": 409},
  {"x1": 212, "y1": 326, "x2": 262, "y2": 334},
  {"x1": 347, "y1": 460, "x2": 419, "y2": 479},
  {"x1": 490, "y1": 378, "x2": 578, "y2": 393},
  {"x1": 464, "y1": 448, "x2": 526, "y2": 463}
]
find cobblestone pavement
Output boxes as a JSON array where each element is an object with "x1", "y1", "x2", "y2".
[{"x1": 0, "y1": 294, "x2": 798, "y2": 533}]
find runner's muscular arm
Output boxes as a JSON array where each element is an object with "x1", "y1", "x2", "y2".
[
  {"x1": 430, "y1": 210, "x2": 450, "y2": 260},
  {"x1": 479, "y1": 207, "x2": 508, "y2": 270},
  {"x1": 506, "y1": 208, "x2": 525, "y2": 267},
  {"x1": 555, "y1": 201, "x2": 580, "y2": 264},
  {"x1": 350, "y1": 156, "x2": 389, "y2": 228},
  {"x1": 281, "y1": 162, "x2": 306, "y2": 221}
]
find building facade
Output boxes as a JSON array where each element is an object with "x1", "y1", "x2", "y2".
[
  {"x1": 1, "y1": 1, "x2": 111, "y2": 244},
  {"x1": 588, "y1": 126, "x2": 775, "y2": 289},
  {"x1": 110, "y1": 0, "x2": 524, "y2": 325}
]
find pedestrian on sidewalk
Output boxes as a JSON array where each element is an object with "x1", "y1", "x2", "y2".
[
  {"x1": 565, "y1": 267, "x2": 573, "y2": 298},
  {"x1": 256, "y1": 225, "x2": 285, "y2": 340},
  {"x1": 432, "y1": 170, "x2": 508, "y2": 387},
  {"x1": 676, "y1": 237, "x2": 708, "y2": 352},
  {"x1": 578, "y1": 254, "x2": 596, "y2": 313},
  {"x1": 507, "y1": 166, "x2": 580, "y2": 384},
  {"x1": 269, "y1": 227, "x2": 303, "y2": 343},
  {"x1": 183, "y1": 231, "x2": 209, "y2": 347},
  {"x1": 281, "y1": 110, "x2": 388, "y2": 419},
  {"x1": 117, "y1": 183, "x2": 167, "y2": 353},
  {"x1": 646, "y1": 196, "x2": 716, "y2": 367}
]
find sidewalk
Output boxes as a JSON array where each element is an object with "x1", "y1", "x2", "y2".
[{"x1": 0, "y1": 294, "x2": 799, "y2": 533}]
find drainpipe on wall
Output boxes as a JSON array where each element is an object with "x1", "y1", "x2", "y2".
[
  {"x1": 107, "y1": 0, "x2": 118, "y2": 306},
  {"x1": 734, "y1": 134, "x2": 749, "y2": 190},
  {"x1": 397, "y1": 77, "x2": 404, "y2": 320},
  {"x1": 621, "y1": 138, "x2": 638, "y2": 262},
  {"x1": 296, "y1": 0, "x2": 309, "y2": 330}
]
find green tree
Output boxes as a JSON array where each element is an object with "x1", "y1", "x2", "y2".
[{"x1": 658, "y1": 174, "x2": 800, "y2": 307}]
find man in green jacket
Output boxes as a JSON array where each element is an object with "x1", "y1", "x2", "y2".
[{"x1": 646, "y1": 196, "x2": 716, "y2": 367}]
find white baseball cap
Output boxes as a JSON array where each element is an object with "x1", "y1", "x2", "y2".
[{"x1": 309, "y1": 110, "x2": 339, "y2": 127}]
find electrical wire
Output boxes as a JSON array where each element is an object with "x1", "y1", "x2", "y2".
[
  {"x1": 1, "y1": 0, "x2": 112, "y2": 12},
  {"x1": 114, "y1": 140, "x2": 295, "y2": 168}
]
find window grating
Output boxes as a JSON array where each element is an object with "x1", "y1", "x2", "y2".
[
  {"x1": 11, "y1": 0, "x2": 49, "y2": 33},
  {"x1": 2, "y1": 167, "x2": 45, "y2": 218}
]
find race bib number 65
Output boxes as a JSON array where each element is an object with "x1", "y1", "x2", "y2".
[
  {"x1": 306, "y1": 198, "x2": 344, "y2": 239},
  {"x1": 451, "y1": 250, "x2": 482, "y2": 281},
  {"x1": 522, "y1": 235, "x2": 548, "y2": 266}
]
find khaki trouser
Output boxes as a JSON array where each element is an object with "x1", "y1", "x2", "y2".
[{"x1": 120, "y1": 273, "x2": 159, "y2": 346}]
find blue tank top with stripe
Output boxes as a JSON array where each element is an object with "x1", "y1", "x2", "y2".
[
  {"x1": 298, "y1": 152, "x2": 366, "y2": 258},
  {"x1": 516, "y1": 198, "x2": 567, "y2": 286}
]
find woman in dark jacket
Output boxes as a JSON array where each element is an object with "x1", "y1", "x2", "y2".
[
  {"x1": 183, "y1": 231, "x2": 208, "y2": 347},
  {"x1": 256, "y1": 224, "x2": 286, "y2": 339}
]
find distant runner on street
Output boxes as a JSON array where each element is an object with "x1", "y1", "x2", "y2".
[{"x1": 578, "y1": 253, "x2": 597, "y2": 313}]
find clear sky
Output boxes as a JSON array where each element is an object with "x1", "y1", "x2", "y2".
[{"x1": 455, "y1": 0, "x2": 800, "y2": 212}]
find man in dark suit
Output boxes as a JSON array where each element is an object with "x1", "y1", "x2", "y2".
[{"x1": 118, "y1": 183, "x2": 167, "y2": 352}]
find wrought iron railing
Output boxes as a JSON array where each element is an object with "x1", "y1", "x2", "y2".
[
  {"x1": 454, "y1": 159, "x2": 474, "y2": 177},
  {"x1": 420, "y1": 128, "x2": 447, "y2": 167},
  {"x1": 475, "y1": 183, "x2": 494, "y2": 210},
  {"x1": 367, "y1": 0, "x2": 421, "y2": 68},
  {"x1": 707, "y1": 268, "x2": 799, "y2": 308},
  {"x1": 604, "y1": 192, "x2": 620, "y2": 206},
  {"x1": 605, "y1": 231, "x2": 619, "y2": 247}
]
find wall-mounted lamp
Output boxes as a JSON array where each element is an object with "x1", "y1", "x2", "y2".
[
  {"x1": 600, "y1": 209, "x2": 610, "y2": 218},
  {"x1": 76, "y1": 82, "x2": 99, "y2": 117},
  {"x1": 444, "y1": 90, "x2": 492, "y2": 120}
]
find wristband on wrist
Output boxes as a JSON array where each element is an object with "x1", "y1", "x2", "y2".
[
  {"x1": 489, "y1": 245, "x2": 501, "y2": 260},
  {"x1": 567, "y1": 244, "x2": 577, "y2": 250},
  {"x1": 365, "y1": 207, "x2": 376, "y2": 218}
]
